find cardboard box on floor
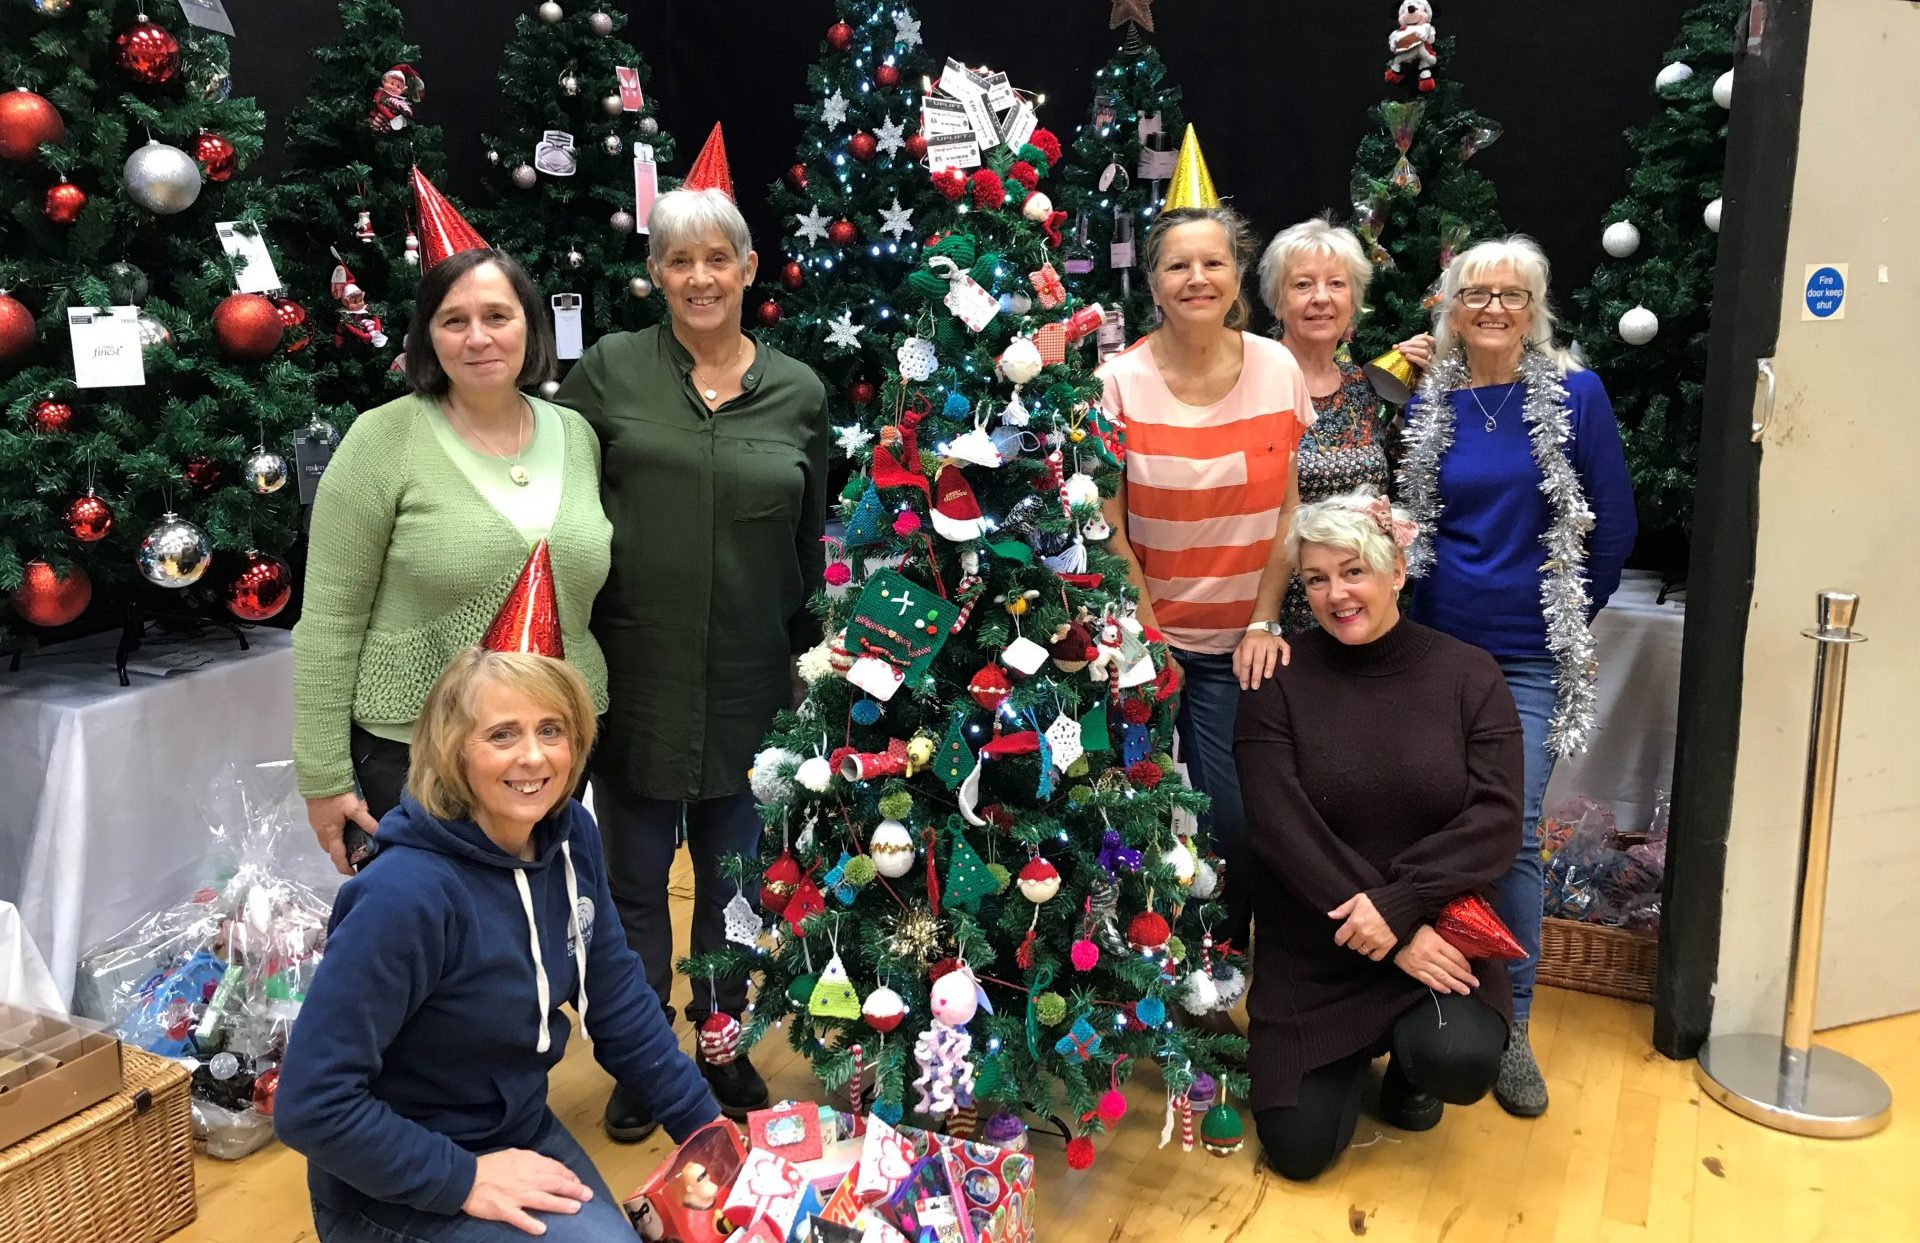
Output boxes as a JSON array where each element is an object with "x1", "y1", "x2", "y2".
[{"x1": 0, "y1": 1003, "x2": 123, "y2": 1151}]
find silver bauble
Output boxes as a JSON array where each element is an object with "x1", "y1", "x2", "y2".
[
  {"x1": 137, "y1": 314, "x2": 172, "y2": 352},
  {"x1": 559, "y1": 72, "x2": 580, "y2": 98},
  {"x1": 610, "y1": 209, "x2": 635, "y2": 233},
  {"x1": 537, "y1": 0, "x2": 563, "y2": 22},
  {"x1": 511, "y1": 163, "x2": 538, "y2": 189},
  {"x1": 1712, "y1": 69, "x2": 1734, "y2": 109},
  {"x1": 628, "y1": 276, "x2": 653, "y2": 298},
  {"x1": 244, "y1": 446, "x2": 288, "y2": 494},
  {"x1": 1601, "y1": 220, "x2": 1641, "y2": 259},
  {"x1": 601, "y1": 93, "x2": 623, "y2": 117},
  {"x1": 1703, "y1": 196, "x2": 1723, "y2": 233},
  {"x1": 602, "y1": 133, "x2": 623, "y2": 156},
  {"x1": 137, "y1": 513, "x2": 212, "y2": 588},
  {"x1": 565, "y1": 249, "x2": 585, "y2": 269},
  {"x1": 123, "y1": 141, "x2": 203, "y2": 215},
  {"x1": 304, "y1": 416, "x2": 340, "y2": 447},
  {"x1": 588, "y1": 10, "x2": 613, "y2": 35},
  {"x1": 107, "y1": 261, "x2": 150, "y2": 305},
  {"x1": 638, "y1": 116, "x2": 659, "y2": 137},
  {"x1": 539, "y1": 380, "x2": 561, "y2": 398},
  {"x1": 1654, "y1": 61, "x2": 1694, "y2": 90}
]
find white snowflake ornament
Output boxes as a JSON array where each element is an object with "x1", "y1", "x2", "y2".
[
  {"x1": 825, "y1": 310, "x2": 864, "y2": 352},
  {"x1": 834, "y1": 422, "x2": 877, "y2": 457},
  {"x1": 820, "y1": 89, "x2": 850, "y2": 129},
  {"x1": 723, "y1": 889, "x2": 762, "y2": 946},
  {"x1": 874, "y1": 117, "x2": 907, "y2": 158},
  {"x1": 898, "y1": 336, "x2": 938, "y2": 381},
  {"x1": 794, "y1": 206, "x2": 832, "y2": 245},
  {"x1": 1044, "y1": 713, "x2": 1084, "y2": 772},
  {"x1": 879, "y1": 197, "x2": 914, "y2": 241},
  {"x1": 893, "y1": 11, "x2": 922, "y2": 46}
]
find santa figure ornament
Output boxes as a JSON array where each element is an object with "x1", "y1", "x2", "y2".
[
  {"x1": 333, "y1": 278, "x2": 389, "y2": 351},
  {"x1": 1384, "y1": 1, "x2": 1439, "y2": 92},
  {"x1": 368, "y1": 64, "x2": 425, "y2": 132}
]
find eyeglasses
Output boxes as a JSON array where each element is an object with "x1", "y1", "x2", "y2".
[{"x1": 1457, "y1": 287, "x2": 1534, "y2": 311}]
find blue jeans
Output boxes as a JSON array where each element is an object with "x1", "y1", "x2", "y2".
[
  {"x1": 312, "y1": 1115, "x2": 631, "y2": 1242},
  {"x1": 1172, "y1": 647, "x2": 1251, "y2": 946},
  {"x1": 1493, "y1": 654, "x2": 1557, "y2": 1024}
]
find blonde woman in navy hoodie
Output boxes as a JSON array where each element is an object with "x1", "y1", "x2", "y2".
[{"x1": 277, "y1": 642, "x2": 720, "y2": 1241}]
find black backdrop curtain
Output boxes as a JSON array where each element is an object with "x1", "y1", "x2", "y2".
[{"x1": 231, "y1": 0, "x2": 1691, "y2": 323}]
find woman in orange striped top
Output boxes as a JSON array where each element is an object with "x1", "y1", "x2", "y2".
[{"x1": 1097, "y1": 204, "x2": 1313, "y2": 947}]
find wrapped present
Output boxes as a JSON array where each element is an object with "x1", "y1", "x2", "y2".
[
  {"x1": 624, "y1": 1118, "x2": 749, "y2": 1243},
  {"x1": 855, "y1": 1114, "x2": 920, "y2": 1204},
  {"x1": 878, "y1": 1152, "x2": 972, "y2": 1243},
  {"x1": 896, "y1": 1124, "x2": 1035, "y2": 1243},
  {"x1": 749, "y1": 1102, "x2": 824, "y2": 1164},
  {"x1": 723, "y1": 1148, "x2": 823, "y2": 1243}
]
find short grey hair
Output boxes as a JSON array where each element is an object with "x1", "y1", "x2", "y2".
[
  {"x1": 1284, "y1": 486, "x2": 1409, "y2": 575},
  {"x1": 1430, "y1": 235, "x2": 1581, "y2": 374},
  {"x1": 645, "y1": 188, "x2": 753, "y2": 269},
  {"x1": 1257, "y1": 216, "x2": 1374, "y2": 321}
]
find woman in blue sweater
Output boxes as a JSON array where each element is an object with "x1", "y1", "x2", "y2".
[
  {"x1": 1394, "y1": 236, "x2": 1636, "y2": 1118},
  {"x1": 276, "y1": 647, "x2": 720, "y2": 1241}
]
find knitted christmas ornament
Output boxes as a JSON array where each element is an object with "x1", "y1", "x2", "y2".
[
  {"x1": 698, "y1": 1013, "x2": 741, "y2": 1065},
  {"x1": 1200, "y1": 1102, "x2": 1243, "y2": 1156},
  {"x1": 1065, "y1": 1136, "x2": 1096, "y2": 1170},
  {"x1": 930, "y1": 464, "x2": 985, "y2": 541},
  {"x1": 862, "y1": 985, "x2": 905, "y2": 1032},
  {"x1": 760, "y1": 852, "x2": 801, "y2": 914},
  {"x1": 945, "y1": 833, "x2": 998, "y2": 913},
  {"x1": 967, "y1": 664, "x2": 1013, "y2": 710},
  {"x1": 784, "y1": 875, "x2": 826, "y2": 931},
  {"x1": 808, "y1": 953, "x2": 862, "y2": 1019},
  {"x1": 1017, "y1": 857, "x2": 1060, "y2": 904},
  {"x1": 1126, "y1": 911, "x2": 1171, "y2": 953},
  {"x1": 722, "y1": 890, "x2": 762, "y2": 945}
]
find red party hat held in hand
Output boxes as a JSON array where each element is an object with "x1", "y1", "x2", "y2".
[
  {"x1": 410, "y1": 166, "x2": 489, "y2": 268},
  {"x1": 482, "y1": 540, "x2": 564, "y2": 658},
  {"x1": 1435, "y1": 894, "x2": 1526, "y2": 961},
  {"x1": 683, "y1": 123, "x2": 734, "y2": 200}
]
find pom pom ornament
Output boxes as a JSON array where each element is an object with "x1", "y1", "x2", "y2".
[
  {"x1": 1601, "y1": 221, "x2": 1641, "y2": 259},
  {"x1": 1018, "y1": 857, "x2": 1061, "y2": 903},
  {"x1": 1181, "y1": 969, "x2": 1218, "y2": 1015},
  {"x1": 970, "y1": 170, "x2": 1006, "y2": 211},
  {"x1": 998, "y1": 336, "x2": 1043, "y2": 386},
  {"x1": 1619, "y1": 305, "x2": 1660, "y2": 346},
  {"x1": 1070, "y1": 939, "x2": 1100, "y2": 972},
  {"x1": 869, "y1": 820, "x2": 916, "y2": 878},
  {"x1": 862, "y1": 985, "x2": 905, "y2": 1032},
  {"x1": 1190, "y1": 857, "x2": 1220, "y2": 901},
  {"x1": 698, "y1": 1013, "x2": 741, "y2": 1065},
  {"x1": 795, "y1": 755, "x2": 834, "y2": 792},
  {"x1": 750, "y1": 746, "x2": 802, "y2": 804},
  {"x1": 1065, "y1": 1136, "x2": 1096, "y2": 1170},
  {"x1": 1162, "y1": 840, "x2": 1197, "y2": 888}
]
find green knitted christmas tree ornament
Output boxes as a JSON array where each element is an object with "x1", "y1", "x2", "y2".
[{"x1": 945, "y1": 833, "x2": 998, "y2": 913}]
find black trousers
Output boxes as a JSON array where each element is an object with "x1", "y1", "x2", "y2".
[
  {"x1": 349, "y1": 724, "x2": 412, "y2": 821},
  {"x1": 1256, "y1": 992, "x2": 1507, "y2": 1182}
]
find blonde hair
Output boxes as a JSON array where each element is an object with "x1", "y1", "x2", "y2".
[
  {"x1": 407, "y1": 648, "x2": 596, "y2": 822},
  {"x1": 1141, "y1": 206, "x2": 1257, "y2": 331},
  {"x1": 1429, "y1": 235, "x2": 1582, "y2": 374},
  {"x1": 1257, "y1": 215, "x2": 1375, "y2": 324},
  {"x1": 1285, "y1": 486, "x2": 1411, "y2": 575}
]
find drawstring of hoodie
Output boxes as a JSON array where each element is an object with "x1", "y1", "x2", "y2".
[
  {"x1": 514, "y1": 842, "x2": 591, "y2": 1054},
  {"x1": 561, "y1": 841, "x2": 589, "y2": 1041}
]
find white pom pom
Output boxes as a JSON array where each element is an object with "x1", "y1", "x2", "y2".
[
  {"x1": 1063, "y1": 472, "x2": 1101, "y2": 509},
  {"x1": 1161, "y1": 841, "x2": 1196, "y2": 887},
  {"x1": 1712, "y1": 69, "x2": 1734, "y2": 109},
  {"x1": 1619, "y1": 305, "x2": 1660, "y2": 346},
  {"x1": 1703, "y1": 197, "x2": 1722, "y2": 233},
  {"x1": 998, "y1": 337, "x2": 1044, "y2": 386},
  {"x1": 1654, "y1": 61, "x2": 1694, "y2": 89},
  {"x1": 796, "y1": 756, "x2": 834, "y2": 793},
  {"x1": 1211, "y1": 966, "x2": 1247, "y2": 1010},
  {"x1": 796, "y1": 642, "x2": 836, "y2": 683},
  {"x1": 749, "y1": 746, "x2": 803, "y2": 804},
  {"x1": 1180, "y1": 969, "x2": 1219, "y2": 1015},
  {"x1": 1601, "y1": 221, "x2": 1641, "y2": 259},
  {"x1": 1190, "y1": 858, "x2": 1220, "y2": 900}
]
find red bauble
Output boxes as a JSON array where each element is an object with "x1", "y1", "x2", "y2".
[
  {"x1": 271, "y1": 296, "x2": 310, "y2": 353},
  {"x1": 970, "y1": 170, "x2": 1007, "y2": 211},
  {"x1": 62, "y1": 493, "x2": 113, "y2": 543},
  {"x1": 43, "y1": 179, "x2": 86, "y2": 225},
  {"x1": 905, "y1": 134, "x2": 928, "y2": 162},
  {"x1": 876, "y1": 64, "x2": 901, "y2": 88},
  {"x1": 191, "y1": 132, "x2": 236, "y2": 182},
  {"x1": 184, "y1": 455, "x2": 224, "y2": 494},
  {"x1": 11, "y1": 560, "x2": 90, "y2": 628},
  {"x1": 933, "y1": 168, "x2": 966, "y2": 201},
  {"x1": 827, "y1": 219, "x2": 859, "y2": 247},
  {"x1": 849, "y1": 132, "x2": 877, "y2": 162},
  {"x1": 849, "y1": 380, "x2": 877, "y2": 405},
  {"x1": 28, "y1": 399, "x2": 72, "y2": 433},
  {"x1": 760, "y1": 852, "x2": 802, "y2": 914},
  {"x1": 825, "y1": 20, "x2": 853, "y2": 51},
  {"x1": 781, "y1": 260, "x2": 804, "y2": 290},
  {"x1": 223, "y1": 550, "x2": 293, "y2": 622},
  {"x1": 754, "y1": 299, "x2": 782, "y2": 327},
  {"x1": 211, "y1": 293, "x2": 283, "y2": 360},
  {"x1": 0, "y1": 89, "x2": 64, "y2": 162},
  {"x1": 1007, "y1": 160, "x2": 1039, "y2": 191},
  {"x1": 0, "y1": 293, "x2": 35, "y2": 360},
  {"x1": 114, "y1": 19, "x2": 181, "y2": 85},
  {"x1": 1065, "y1": 1136, "x2": 1096, "y2": 1171},
  {"x1": 784, "y1": 163, "x2": 808, "y2": 192}
]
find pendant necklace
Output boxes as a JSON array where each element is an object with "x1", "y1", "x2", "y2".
[
  {"x1": 1468, "y1": 381, "x2": 1518, "y2": 432},
  {"x1": 451, "y1": 397, "x2": 532, "y2": 486},
  {"x1": 692, "y1": 336, "x2": 746, "y2": 405}
]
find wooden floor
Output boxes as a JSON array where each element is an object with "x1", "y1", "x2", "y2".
[{"x1": 176, "y1": 861, "x2": 1920, "y2": 1243}]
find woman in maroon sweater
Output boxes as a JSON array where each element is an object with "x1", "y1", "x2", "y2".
[{"x1": 1233, "y1": 488, "x2": 1523, "y2": 1180}]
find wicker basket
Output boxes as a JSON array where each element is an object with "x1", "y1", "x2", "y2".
[
  {"x1": 1537, "y1": 917, "x2": 1659, "y2": 1004},
  {"x1": 0, "y1": 1046, "x2": 197, "y2": 1243}
]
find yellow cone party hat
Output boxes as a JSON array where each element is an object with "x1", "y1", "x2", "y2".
[{"x1": 1163, "y1": 125, "x2": 1219, "y2": 211}]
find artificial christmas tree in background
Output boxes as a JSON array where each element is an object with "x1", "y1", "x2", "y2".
[
  {"x1": 683, "y1": 52, "x2": 1248, "y2": 1168},
  {"x1": 759, "y1": 0, "x2": 943, "y2": 429},
  {"x1": 1347, "y1": 31, "x2": 1507, "y2": 365},
  {"x1": 2, "y1": 0, "x2": 326, "y2": 648},
  {"x1": 1053, "y1": 0, "x2": 1186, "y2": 349},
  {"x1": 474, "y1": 1, "x2": 676, "y2": 366},
  {"x1": 1571, "y1": 0, "x2": 1745, "y2": 575},
  {"x1": 266, "y1": 0, "x2": 446, "y2": 413}
]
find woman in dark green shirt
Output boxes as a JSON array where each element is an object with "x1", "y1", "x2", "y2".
[{"x1": 555, "y1": 185, "x2": 828, "y2": 1137}]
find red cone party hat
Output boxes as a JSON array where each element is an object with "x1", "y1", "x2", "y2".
[
  {"x1": 683, "y1": 123, "x2": 734, "y2": 200},
  {"x1": 482, "y1": 540, "x2": 564, "y2": 658},
  {"x1": 410, "y1": 166, "x2": 489, "y2": 268},
  {"x1": 1435, "y1": 894, "x2": 1526, "y2": 961}
]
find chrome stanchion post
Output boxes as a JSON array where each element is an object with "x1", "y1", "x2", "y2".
[{"x1": 1695, "y1": 592, "x2": 1892, "y2": 1137}]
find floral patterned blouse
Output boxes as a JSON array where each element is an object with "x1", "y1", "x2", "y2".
[{"x1": 1279, "y1": 362, "x2": 1398, "y2": 636}]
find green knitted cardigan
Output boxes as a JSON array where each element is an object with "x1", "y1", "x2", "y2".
[{"x1": 292, "y1": 392, "x2": 612, "y2": 798}]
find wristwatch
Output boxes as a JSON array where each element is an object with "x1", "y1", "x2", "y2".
[{"x1": 1245, "y1": 620, "x2": 1283, "y2": 637}]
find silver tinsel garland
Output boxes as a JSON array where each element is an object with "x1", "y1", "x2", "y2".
[{"x1": 1398, "y1": 347, "x2": 1599, "y2": 757}]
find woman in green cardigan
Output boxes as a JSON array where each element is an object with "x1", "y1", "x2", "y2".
[
  {"x1": 555, "y1": 185, "x2": 828, "y2": 1137},
  {"x1": 294, "y1": 248, "x2": 613, "y2": 876}
]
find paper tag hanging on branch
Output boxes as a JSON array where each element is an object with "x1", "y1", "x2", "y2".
[{"x1": 929, "y1": 256, "x2": 998, "y2": 332}]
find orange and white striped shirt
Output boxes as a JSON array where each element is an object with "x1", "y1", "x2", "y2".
[{"x1": 1097, "y1": 332, "x2": 1314, "y2": 654}]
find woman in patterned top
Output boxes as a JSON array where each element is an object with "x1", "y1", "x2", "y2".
[{"x1": 1257, "y1": 218, "x2": 1428, "y2": 635}]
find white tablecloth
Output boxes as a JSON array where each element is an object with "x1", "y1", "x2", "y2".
[
  {"x1": 0, "y1": 900, "x2": 64, "y2": 1014},
  {"x1": 1543, "y1": 570, "x2": 1686, "y2": 836},
  {"x1": 0, "y1": 630, "x2": 294, "y2": 1008}
]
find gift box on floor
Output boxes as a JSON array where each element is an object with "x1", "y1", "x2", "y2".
[
  {"x1": 722, "y1": 1147, "x2": 824, "y2": 1243},
  {"x1": 624, "y1": 1118, "x2": 748, "y2": 1243},
  {"x1": 0, "y1": 1046, "x2": 196, "y2": 1243},
  {"x1": 895, "y1": 1123, "x2": 1034, "y2": 1243}
]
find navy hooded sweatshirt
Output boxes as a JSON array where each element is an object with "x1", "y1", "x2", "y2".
[{"x1": 275, "y1": 794, "x2": 720, "y2": 1216}]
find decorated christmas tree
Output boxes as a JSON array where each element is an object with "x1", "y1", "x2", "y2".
[
  {"x1": 682, "y1": 52, "x2": 1249, "y2": 1170},
  {"x1": 1571, "y1": 0, "x2": 1744, "y2": 574},
  {"x1": 472, "y1": 1, "x2": 676, "y2": 367},
  {"x1": 757, "y1": 0, "x2": 943, "y2": 427},
  {"x1": 266, "y1": 0, "x2": 446, "y2": 412},
  {"x1": 1347, "y1": 31, "x2": 1507, "y2": 365},
  {"x1": 1, "y1": 0, "x2": 329, "y2": 649},
  {"x1": 1052, "y1": 2, "x2": 1186, "y2": 350}
]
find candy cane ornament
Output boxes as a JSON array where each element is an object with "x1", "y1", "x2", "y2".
[{"x1": 849, "y1": 1043, "x2": 864, "y2": 1116}]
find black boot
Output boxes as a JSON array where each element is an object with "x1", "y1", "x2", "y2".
[
  {"x1": 700, "y1": 1051, "x2": 770, "y2": 1120},
  {"x1": 603, "y1": 1081, "x2": 659, "y2": 1143},
  {"x1": 1376, "y1": 1058, "x2": 1443, "y2": 1132}
]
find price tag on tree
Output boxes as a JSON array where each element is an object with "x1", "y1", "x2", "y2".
[
  {"x1": 614, "y1": 66, "x2": 644, "y2": 110},
  {"x1": 67, "y1": 307, "x2": 144, "y2": 388},
  {"x1": 215, "y1": 221, "x2": 281, "y2": 294},
  {"x1": 633, "y1": 147, "x2": 658, "y2": 233},
  {"x1": 551, "y1": 293, "x2": 583, "y2": 360}
]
